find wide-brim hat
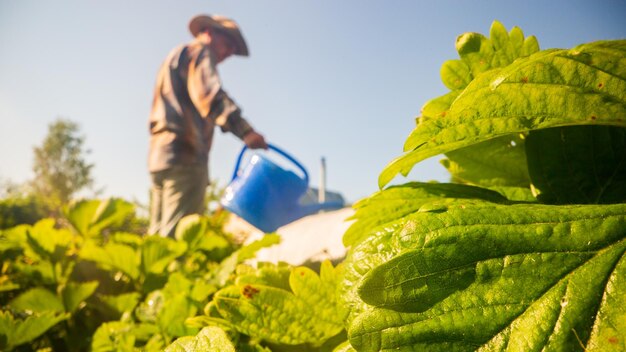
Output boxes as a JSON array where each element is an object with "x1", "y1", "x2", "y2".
[{"x1": 188, "y1": 14, "x2": 249, "y2": 56}]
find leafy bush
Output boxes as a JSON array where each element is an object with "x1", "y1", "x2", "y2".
[
  {"x1": 0, "y1": 195, "x2": 345, "y2": 351},
  {"x1": 0, "y1": 198, "x2": 279, "y2": 351},
  {"x1": 0, "y1": 196, "x2": 47, "y2": 230},
  {"x1": 342, "y1": 21, "x2": 626, "y2": 351}
]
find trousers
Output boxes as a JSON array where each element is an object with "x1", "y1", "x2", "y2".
[{"x1": 148, "y1": 164, "x2": 208, "y2": 238}]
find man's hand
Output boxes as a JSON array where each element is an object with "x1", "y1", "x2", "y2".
[{"x1": 243, "y1": 131, "x2": 268, "y2": 149}]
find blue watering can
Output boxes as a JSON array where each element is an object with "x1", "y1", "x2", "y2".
[{"x1": 220, "y1": 144, "x2": 344, "y2": 233}]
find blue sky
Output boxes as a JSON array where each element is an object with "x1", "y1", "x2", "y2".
[{"x1": 1, "y1": 0, "x2": 625, "y2": 205}]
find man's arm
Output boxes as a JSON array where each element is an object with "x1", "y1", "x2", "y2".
[
  {"x1": 187, "y1": 45, "x2": 267, "y2": 149},
  {"x1": 209, "y1": 90, "x2": 267, "y2": 149}
]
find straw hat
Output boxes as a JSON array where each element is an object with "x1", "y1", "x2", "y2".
[{"x1": 188, "y1": 14, "x2": 249, "y2": 56}]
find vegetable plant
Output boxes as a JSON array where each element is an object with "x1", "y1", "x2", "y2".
[
  {"x1": 0, "y1": 199, "x2": 278, "y2": 351},
  {"x1": 342, "y1": 21, "x2": 626, "y2": 351}
]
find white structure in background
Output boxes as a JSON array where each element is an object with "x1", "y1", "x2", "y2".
[{"x1": 225, "y1": 207, "x2": 354, "y2": 266}]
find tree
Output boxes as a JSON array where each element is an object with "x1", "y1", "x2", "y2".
[{"x1": 31, "y1": 118, "x2": 94, "y2": 211}]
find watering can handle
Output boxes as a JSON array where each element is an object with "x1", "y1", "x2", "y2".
[{"x1": 231, "y1": 144, "x2": 310, "y2": 185}]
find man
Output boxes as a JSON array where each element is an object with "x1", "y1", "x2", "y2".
[{"x1": 148, "y1": 14, "x2": 267, "y2": 238}]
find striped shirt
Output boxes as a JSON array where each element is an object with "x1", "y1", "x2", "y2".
[{"x1": 148, "y1": 38, "x2": 253, "y2": 172}]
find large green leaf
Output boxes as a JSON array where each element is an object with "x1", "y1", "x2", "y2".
[
  {"x1": 526, "y1": 125, "x2": 626, "y2": 204},
  {"x1": 165, "y1": 326, "x2": 236, "y2": 352},
  {"x1": 420, "y1": 22, "x2": 538, "y2": 189},
  {"x1": 381, "y1": 40, "x2": 626, "y2": 188},
  {"x1": 0, "y1": 310, "x2": 68, "y2": 350},
  {"x1": 343, "y1": 182, "x2": 509, "y2": 247},
  {"x1": 343, "y1": 202, "x2": 626, "y2": 351},
  {"x1": 214, "y1": 261, "x2": 347, "y2": 345}
]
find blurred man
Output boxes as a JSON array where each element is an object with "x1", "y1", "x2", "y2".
[{"x1": 148, "y1": 14, "x2": 267, "y2": 237}]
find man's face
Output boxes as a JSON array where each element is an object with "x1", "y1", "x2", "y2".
[{"x1": 210, "y1": 30, "x2": 236, "y2": 63}]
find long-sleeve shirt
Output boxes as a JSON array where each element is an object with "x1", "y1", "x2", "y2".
[{"x1": 148, "y1": 38, "x2": 253, "y2": 172}]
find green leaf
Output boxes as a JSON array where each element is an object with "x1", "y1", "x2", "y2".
[
  {"x1": 60, "y1": 281, "x2": 99, "y2": 312},
  {"x1": 97, "y1": 292, "x2": 141, "y2": 318},
  {"x1": 235, "y1": 261, "x2": 292, "y2": 292},
  {"x1": 66, "y1": 198, "x2": 134, "y2": 237},
  {"x1": 441, "y1": 60, "x2": 471, "y2": 91},
  {"x1": 344, "y1": 202, "x2": 626, "y2": 351},
  {"x1": 65, "y1": 199, "x2": 100, "y2": 237},
  {"x1": 165, "y1": 326, "x2": 236, "y2": 352},
  {"x1": 526, "y1": 125, "x2": 626, "y2": 204},
  {"x1": 586, "y1": 249, "x2": 626, "y2": 351},
  {"x1": 213, "y1": 253, "x2": 239, "y2": 287},
  {"x1": 238, "y1": 234, "x2": 281, "y2": 261},
  {"x1": 0, "y1": 225, "x2": 26, "y2": 254},
  {"x1": 343, "y1": 182, "x2": 508, "y2": 247},
  {"x1": 24, "y1": 219, "x2": 73, "y2": 263},
  {"x1": 90, "y1": 198, "x2": 135, "y2": 233},
  {"x1": 0, "y1": 282, "x2": 20, "y2": 292},
  {"x1": 190, "y1": 279, "x2": 218, "y2": 303},
  {"x1": 162, "y1": 272, "x2": 192, "y2": 296},
  {"x1": 214, "y1": 261, "x2": 347, "y2": 345},
  {"x1": 333, "y1": 341, "x2": 357, "y2": 352},
  {"x1": 421, "y1": 91, "x2": 460, "y2": 120},
  {"x1": 79, "y1": 240, "x2": 140, "y2": 280},
  {"x1": 141, "y1": 236, "x2": 187, "y2": 275},
  {"x1": 175, "y1": 214, "x2": 209, "y2": 250},
  {"x1": 136, "y1": 274, "x2": 199, "y2": 338},
  {"x1": 91, "y1": 321, "x2": 159, "y2": 352},
  {"x1": 441, "y1": 134, "x2": 530, "y2": 187},
  {"x1": 135, "y1": 291, "x2": 165, "y2": 324},
  {"x1": 196, "y1": 234, "x2": 232, "y2": 258},
  {"x1": 158, "y1": 294, "x2": 199, "y2": 338},
  {"x1": 427, "y1": 21, "x2": 539, "y2": 124},
  {"x1": 456, "y1": 32, "x2": 494, "y2": 76},
  {"x1": 9, "y1": 287, "x2": 65, "y2": 314},
  {"x1": 487, "y1": 185, "x2": 537, "y2": 202},
  {"x1": 13, "y1": 261, "x2": 56, "y2": 285},
  {"x1": 212, "y1": 234, "x2": 281, "y2": 286},
  {"x1": 381, "y1": 40, "x2": 626, "y2": 188},
  {"x1": 110, "y1": 232, "x2": 143, "y2": 248},
  {"x1": 0, "y1": 310, "x2": 68, "y2": 350}
]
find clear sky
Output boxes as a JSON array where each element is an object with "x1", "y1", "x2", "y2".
[{"x1": 1, "y1": 0, "x2": 625, "y2": 205}]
